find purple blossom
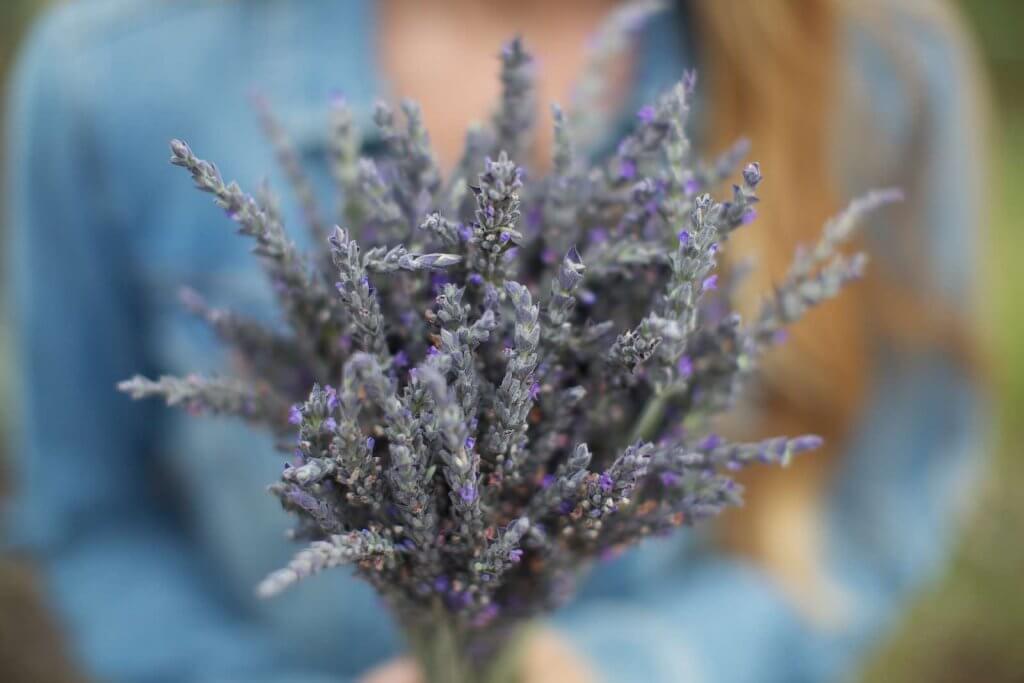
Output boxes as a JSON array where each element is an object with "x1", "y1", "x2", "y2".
[
  {"x1": 459, "y1": 484, "x2": 478, "y2": 503},
  {"x1": 699, "y1": 434, "x2": 722, "y2": 450},
  {"x1": 660, "y1": 471, "x2": 681, "y2": 487},
  {"x1": 137, "y1": 42, "x2": 885, "y2": 644},
  {"x1": 741, "y1": 208, "x2": 757, "y2": 225},
  {"x1": 324, "y1": 386, "x2": 339, "y2": 411},
  {"x1": 792, "y1": 435, "x2": 824, "y2": 451},
  {"x1": 619, "y1": 157, "x2": 637, "y2": 180}
]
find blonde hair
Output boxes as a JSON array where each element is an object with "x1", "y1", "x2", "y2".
[{"x1": 691, "y1": 0, "x2": 988, "y2": 619}]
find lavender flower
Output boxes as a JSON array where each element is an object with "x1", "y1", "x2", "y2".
[{"x1": 121, "y1": 23, "x2": 899, "y2": 683}]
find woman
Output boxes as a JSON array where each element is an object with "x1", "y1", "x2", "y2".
[{"x1": 5, "y1": 0, "x2": 987, "y2": 681}]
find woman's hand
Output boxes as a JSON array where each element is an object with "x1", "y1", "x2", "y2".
[{"x1": 360, "y1": 627, "x2": 594, "y2": 683}]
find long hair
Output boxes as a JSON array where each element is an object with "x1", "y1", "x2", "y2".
[{"x1": 689, "y1": 0, "x2": 988, "y2": 618}]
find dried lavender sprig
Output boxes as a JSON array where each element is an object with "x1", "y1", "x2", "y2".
[
  {"x1": 328, "y1": 227, "x2": 390, "y2": 363},
  {"x1": 570, "y1": 0, "x2": 667, "y2": 149},
  {"x1": 363, "y1": 244, "x2": 463, "y2": 274},
  {"x1": 253, "y1": 95, "x2": 329, "y2": 248},
  {"x1": 257, "y1": 529, "x2": 396, "y2": 598},
  {"x1": 345, "y1": 353, "x2": 438, "y2": 550},
  {"x1": 169, "y1": 139, "x2": 342, "y2": 368},
  {"x1": 469, "y1": 153, "x2": 524, "y2": 281},
  {"x1": 787, "y1": 188, "x2": 904, "y2": 280},
  {"x1": 374, "y1": 100, "x2": 444, "y2": 230},
  {"x1": 117, "y1": 374, "x2": 290, "y2": 432},
  {"x1": 493, "y1": 37, "x2": 535, "y2": 163},
  {"x1": 484, "y1": 282, "x2": 540, "y2": 480},
  {"x1": 177, "y1": 287, "x2": 311, "y2": 392},
  {"x1": 328, "y1": 95, "x2": 367, "y2": 227},
  {"x1": 417, "y1": 365, "x2": 483, "y2": 545}
]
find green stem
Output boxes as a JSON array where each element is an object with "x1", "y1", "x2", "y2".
[
  {"x1": 630, "y1": 386, "x2": 684, "y2": 443},
  {"x1": 406, "y1": 608, "x2": 528, "y2": 683}
]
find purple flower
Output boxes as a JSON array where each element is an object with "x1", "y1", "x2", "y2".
[
  {"x1": 529, "y1": 382, "x2": 541, "y2": 400},
  {"x1": 741, "y1": 208, "x2": 757, "y2": 225},
  {"x1": 636, "y1": 105, "x2": 656, "y2": 124},
  {"x1": 288, "y1": 405, "x2": 303, "y2": 425},
  {"x1": 433, "y1": 576, "x2": 450, "y2": 593},
  {"x1": 541, "y1": 474, "x2": 555, "y2": 489},
  {"x1": 472, "y1": 603, "x2": 500, "y2": 627},
  {"x1": 464, "y1": 436, "x2": 476, "y2": 451},
  {"x1": 542, "y1": 248, "x2": 559, "y2": 264},
  {"x1": 792, "y1": 435, "x2": 824, "y2": 452},
  {"x1": 366, "y1": 436, "x2": 376, "y2": 451},
  {"x1": 589, "y1": 227, "x2": 609, "y2": 244},
  {"x1": 508, "y1": 548, "x2": 524, "y2": 563},
  {"x1": 773, "y1": 329, "x2": 789, "y2": 345},
  {"x1": 468, "y1": 272, "x2": 484, "y2": 286},
  {"x1": 677, "y1": 230, "x2": 691, "y2": 247},
  {"x1": 458, "y1": 484, "x2": 478, "y2": 503},
  {"x1": 619, "y1": 158, "x2": 637, "y2": 180},
  {"x1": 324, "y1": 386, "x2": 339, "y2": 411},
  {"x1": 499, "y1": 231, "x2": 512, "y2": 244},
  {"x1": 701, "y1": 274, "x2": 718, "y2": 292},
  {"x1": 323, "y1": 417, "x2": 338, "y2": 432},
  {"x1": 742, "y1": 162, "x2": 762, "y2": 188},
  {"x1": 599, "y1": 472, "x2": 614, "y2": 493},
  {"x1": 579, "y1": 289, "x2": 597, "y2": 306},
  {"x1": 660, "y1": 471, "x2": 681, "y2": 487},
  {"x1": 684, "y1": 178, "x2": 700, "y2": 194},
  {"x1": 393, "y1": 351, "x2": 409, "y2": 368},
  {"x1": 699, "y1": 434, "x2": 722, "y2": 450},
  {"x1": 677, "y1": 355, "x2": 693, "y2": 377}
]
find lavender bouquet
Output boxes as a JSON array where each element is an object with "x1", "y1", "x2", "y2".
[{"x1": 119, "y1": 13, "x2": 898, "y2": 683}]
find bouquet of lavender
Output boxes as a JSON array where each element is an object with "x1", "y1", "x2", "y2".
[{"x1": 119, "y1": 13, "x2": 898, "y2": 683}]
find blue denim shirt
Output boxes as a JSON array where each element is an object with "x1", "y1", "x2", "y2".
[{"x1": 5, "y1": 1, "x2": 985, "y2": 681}]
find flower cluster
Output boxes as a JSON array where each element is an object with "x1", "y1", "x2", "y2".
[{"x1": 119, "y1": 7, "x2": 899, "y2": 677}]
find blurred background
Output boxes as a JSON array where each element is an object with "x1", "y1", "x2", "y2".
[{"x1": 0, "y1": 1, "x2": 1020, "y2": 682}]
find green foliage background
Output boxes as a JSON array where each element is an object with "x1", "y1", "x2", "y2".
[{"x1": 0, "y1": 2, "x2": 1021, "y2": 681}]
